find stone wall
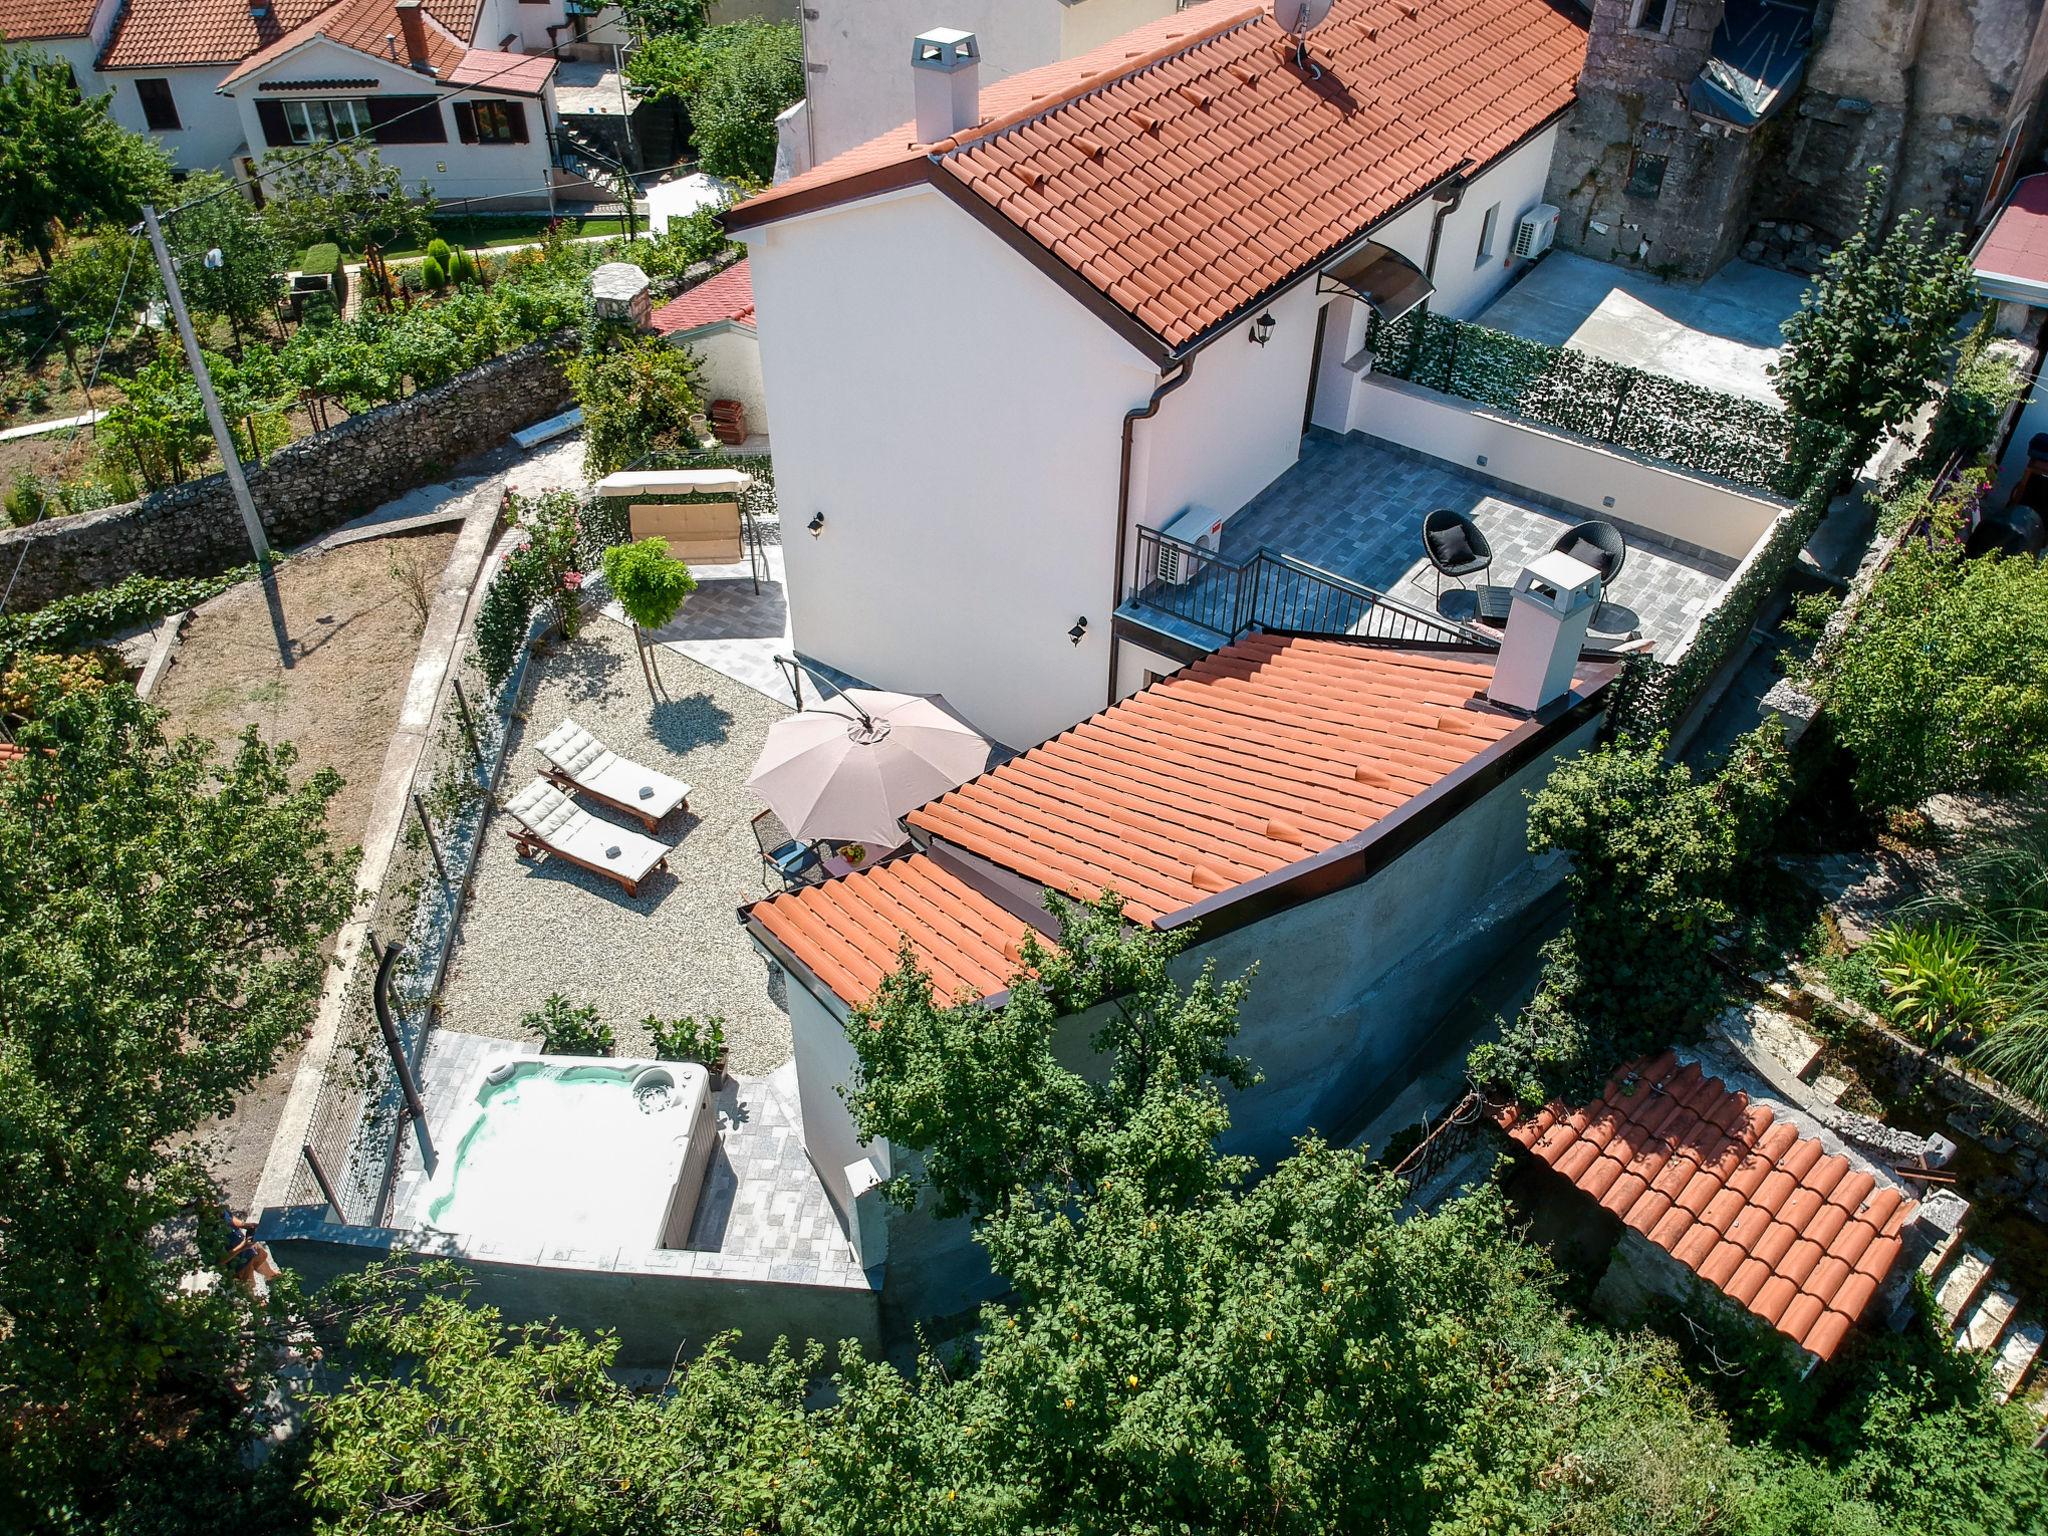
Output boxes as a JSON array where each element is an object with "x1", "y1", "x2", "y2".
[{"x1": 0, "y1": 336, "x2": 572, "y2": 611}]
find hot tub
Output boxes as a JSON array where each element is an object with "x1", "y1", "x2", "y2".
[{"x1": 420, "y1": 1054, "x2": 716, "y2": 1250}]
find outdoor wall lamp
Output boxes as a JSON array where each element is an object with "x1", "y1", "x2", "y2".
[
  {"x1": 807, "y1": 511, "x2": 826, "y2": 536},
  {"x1": 1067, "y1": 617, "x2": 1089, "y2": 646},
  {"x1": 1250, "y1": 312, "x2": 1277, "y2": 347}
]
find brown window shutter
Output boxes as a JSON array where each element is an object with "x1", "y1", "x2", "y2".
[
  {"x1": 452, "y1": 100, "x2": 478, "y2": 143},
  {"x1": 255, "y1": 99, "x2": 291, "y2": 148},
  {"x1": 504, "y1": 101, "x2": 528, "y2": 144},
  {"x1": 368, "y1": 95, "x2": 446, "y2": 144}
]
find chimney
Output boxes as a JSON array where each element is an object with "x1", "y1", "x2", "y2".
[
  {"x1": 395, "y1": 0, "x2": 433, "y2": 71},
  {"x1": 911, "y1": 28, "x2": 980, "y2": 144},
  {"x1": 1486, "y1": 550, "x2": 1602, "y2": 714},
  {"x1": 249, "y1": 0, "x2": 272, "y2": 19}
]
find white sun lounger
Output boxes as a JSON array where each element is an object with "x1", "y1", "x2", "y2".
[
  {"x1": 535, "y1": 718, "x2": 690, "y2": 832},
  {"x1": 503, "y1": 779, "x2": 672, "y2": 897}
]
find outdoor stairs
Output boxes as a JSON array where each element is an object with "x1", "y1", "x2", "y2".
[{"x1": 1920, "y1": 1234, "x2": 2048, "y2": 1440}]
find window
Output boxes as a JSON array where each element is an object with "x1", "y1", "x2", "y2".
[
  {"x1": 1629, "y1": 0, "x2": 1671, "y2": 31},
  {"x1": 136, "y1": 78, "x2": 180, "y2": 132},
  {"x1": 1626, "y1": 151, "x2": 1668, "y2": 200},
  {"x1": 454, "y1": 98, "x2": 529, "y2": 144},
  {"x1": 1475, "y1": 202, "x2": 1500, "y2": 268},
  {"x1": 282, "y1": 98, "x2": 372, "y2": 144}
]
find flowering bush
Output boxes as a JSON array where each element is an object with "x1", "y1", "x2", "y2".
[{"x1": 473, "y1": 489, "x2": 594, "y2": 685}]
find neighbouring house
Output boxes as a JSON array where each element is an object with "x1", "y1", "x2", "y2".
[
  {"x1": 778, "y1": 0, "x2": 1198, "y2": 176},
  {"x1": 651, "y1": 258, "x2": 768, "y2": 447},
  {"x1": 1545, "y1": 0, "x2": 2048, "y2": 279},
  {"x1": 745, "y1": 623, "x2": 1621, "y2": 1314},
  {"x1": 728, "y1": 0, "x2": 1587, "y2": 750},
  {"x1": 1498, "y1": 1049, "x2": 1933, "y2": 1367}
]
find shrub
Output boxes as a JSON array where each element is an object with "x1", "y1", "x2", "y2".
[
  {"x1": 419, "y1": 251, "x2": 448, "y2": 290},
  {"x1": 472, "y1": 490, "x2": 595, "y2": 687},
  {"x1": 0, "y1": 563, "x2": 263, "y2": 676},
  {"x1": 521, "y1": 993, "x2": 614, "y2": 1056},
  {"x1": 4, "y1": 468, "x2": 47, "y2": 528},
  {"x1": 1863, "y1": 922, "x2": 2003, "y2": 1043},
  {"x1": 602, "y1": 537, "x2": 696, "y2": 632},
  {"x1": 645, "y1": 1013, "x2": 725, "y2": 1066},
  {"x1": 567, "y1": 329, "x2": 706, "y2": 476},
  {"x1": 1922, "y1": 324, "x2": 2025, "y2": 469},
  {"x1": 0, "y1": 649, "x2": 121, "y2": 718}
]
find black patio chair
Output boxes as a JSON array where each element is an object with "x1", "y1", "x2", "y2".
[
  {"x1": 1550, "y1": 519, "x2": 1627, "y2": 589},
  {"x1": 752, "y1": 809, "x2": 823, "y2": 891},
  {"x1": 1421, "y1": 508, "x2": 1493, "y2": 602}
]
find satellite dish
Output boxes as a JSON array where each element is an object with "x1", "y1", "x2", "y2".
[{"x1": 1272, "y1": 0, "x2": 1335, "y2": 76}]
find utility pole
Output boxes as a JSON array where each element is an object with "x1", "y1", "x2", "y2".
[
  {"x1": 141, "y1": 204, "x2": 272, "y2": 565},
  {"x1": 613, "y1": 42, "x2": 639, "y2": 239}
]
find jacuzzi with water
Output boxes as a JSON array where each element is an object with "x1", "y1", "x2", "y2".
[{"x1": 420, "y1": 1054, "x2": 716, "y2": 1250}]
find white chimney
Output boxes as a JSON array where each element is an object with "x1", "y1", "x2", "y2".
[
  {"x1": 1487, "y1": 551, "x2": 1602, "y2": 714},
  {"x1": 911, "y1": 28, "x2": 981, "y2": 144}
]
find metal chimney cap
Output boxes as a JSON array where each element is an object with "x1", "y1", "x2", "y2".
[{"x1": 912, "y1": 28, "x2": 979, "y2": 71}]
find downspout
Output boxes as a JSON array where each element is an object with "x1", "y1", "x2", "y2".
[
  {"x1": 1422, "y1": 161, "x2": 1473, "y2": 284},
  {"x1": 1107, "y1": 356, "x2": 1197, "y2": 707}
]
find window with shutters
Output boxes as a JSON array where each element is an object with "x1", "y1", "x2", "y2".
[
  {"x1": 136, "y1": 78, "x2": 180, "y2": 132},
  {"x1": 282, "y1": 98, "x2": 371, "y2": 144},
  {"x1": 458, "y1": 99, "x2": 528, "y2": 144}
]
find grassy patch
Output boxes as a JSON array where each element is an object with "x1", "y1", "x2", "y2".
[{"x1": 299, "y1": 214, "x2": 632, "y2": 267}]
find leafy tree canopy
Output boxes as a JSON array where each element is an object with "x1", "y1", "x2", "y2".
[
  {"x1": 629, "y1": 21, "x2": 803, "y2": 181},
  {"x1": 567, "y1": 328, "x2": 706, "y2": 476},
  {"x1": 258, "y1": 143, "x2": 435, "y2": 256},
  {"x1": 0, "y1": 673, "x2": 356, "y2": 1531},
  {"x1": 152, "y1": 172, "x2": 291, "y2": 340},
  {"x1": 0, "y1": 48, "x2": 171, "y2": 266},
  {"x1": 602, "y1": 536, "x2": 696, "y2": 632}
]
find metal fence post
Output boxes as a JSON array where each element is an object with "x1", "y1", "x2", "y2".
[
  {"x1": 300, "y1": 1143, "x2": 345, "y2": 1220},
  {"x1": 412, "y1": 793, "x2": 449, "y2": 884},
  {"x1": 451, "y1": 679, "x2": 485, "y2": 768}
]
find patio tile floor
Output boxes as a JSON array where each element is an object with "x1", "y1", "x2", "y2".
[{"x1": 1215, "y1": 432, "x2": 1732, "y2": 655}]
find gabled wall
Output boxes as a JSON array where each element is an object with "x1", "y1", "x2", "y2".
[{"x1": 103, "y1": 65, "x2": 243, "y2": 174}]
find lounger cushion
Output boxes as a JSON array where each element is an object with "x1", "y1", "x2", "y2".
[
  {"x1": 505, "y1": 779, "x2": 672, "y2": 883},
  {"x1": 538, "y1": 718, "x2": 690, "y2": 815}
]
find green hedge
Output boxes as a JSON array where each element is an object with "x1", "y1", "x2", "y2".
[
  {"x1": 301, "y1": 243, "x2": 342, "y2": 282},
  {"x1": 0, "y1": 564, "x2": 264, "y2": 676},
  {"x1": 1369, "y1": 310, "x2": 1838, "y2": 498}
]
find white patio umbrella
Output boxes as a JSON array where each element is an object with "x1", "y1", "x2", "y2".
[{"x1": 746, "y1": 689, "x2": 990, "y2": 853}]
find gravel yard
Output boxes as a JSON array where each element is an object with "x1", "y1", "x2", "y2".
[{"x1": 438, "y1": 618, "x2": 797, "y2": 1073}]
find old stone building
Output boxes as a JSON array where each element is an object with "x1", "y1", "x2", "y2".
[{"x1": 1546, "y1": 0, "x2": 2048, "y2": 279}]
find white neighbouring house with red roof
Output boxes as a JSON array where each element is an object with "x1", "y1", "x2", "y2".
[
  {"x1": 0, "y1": 0, "x2": 571, "y2": 207},
  {"x1": 726, "y1": 0, "x2": 1588, "y2": 751}
]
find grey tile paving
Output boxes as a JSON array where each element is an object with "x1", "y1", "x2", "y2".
[{"x1": 1201, "y1": 432, "x2": 1732, "y2": 655}]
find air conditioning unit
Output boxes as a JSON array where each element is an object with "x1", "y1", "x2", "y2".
[
  {"x1": 1512, "y1": 203, "x2": 1560, "y2": 260},
  {"x1": 1156, "y1": 503, "x2": 1226, "y2": 586}
]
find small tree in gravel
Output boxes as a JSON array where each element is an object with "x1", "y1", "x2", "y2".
[
  {"x1": 602, "y1": 536, "x2": 696, "y2": 695},
  {"x1": 523, "y1": 993, "x2": 614, "y2": 1056}
]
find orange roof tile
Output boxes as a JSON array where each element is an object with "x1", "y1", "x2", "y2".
[
  {"x1": 218, "y1": 0, "x2": 479, "y2": 84},
  {"x1": 1500, "y1": 1052, "x2": 1918, "y2": 1363},
  {"x1": 727, "y1": 0, "x2": 1587, "y2": 352},
  {"x1": 651, "y1": 259, "x2": 755, "y2": 336},
  {"x1": 101, "y1": 0, "x2": 340, "y2": 71},
  {"x1": 751, "y1": 853, "x2": 1040, "y2": 1007},
  {"x1": 0, "y1": 742, "x2": 23, "y2": 767},
  {"x1": 0, "y1": 0, "x2": 100, "y2": 41},
  {"x1": 908, "y1": 633, "x2": 1539, "y2": 925}
]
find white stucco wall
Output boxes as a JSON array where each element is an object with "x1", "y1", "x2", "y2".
[
  {"x1": 799, "y1": 0, "x2": 1184, "y2": 165},
  {"x1": 105, "y1": 66, "x2": 243, "y2": 173},
  {"x1": 474, "y1": 0, "x2": 569, "y2": 53},
  {"x1": 676, "y1": 325, "x2": 769, "y2": 436},
  {"x1": 740, "y1": 184, "x2": 1158, "y2": 749},
  {"x1": 1352, "y1": 375, "x2": 1783, "y2": 561},
  {"x1": 226, "y1": 40, "x2": 560, "y2": 209}
]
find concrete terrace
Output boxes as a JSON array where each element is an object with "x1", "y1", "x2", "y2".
[
  {"x1": 1212, "y1": 433, "x2": 1732, "y2": 654},
  {"x1": 1475, "y1": 252, "x2": 1808, "y2": 405}
]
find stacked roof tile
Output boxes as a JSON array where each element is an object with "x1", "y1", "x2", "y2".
[
  {"x1": 0, "y1": 0, "x2": 101, "y2": 42},
  {"x1": 1500, "y1": 1051, "x2": 1918, "y2": 1362},
  {"x1": 728, "y1": 0, "x2": 1588, "y2": 351},
  {"x1": 651, "y1": 259, "x2": 756, "y2": 336}
]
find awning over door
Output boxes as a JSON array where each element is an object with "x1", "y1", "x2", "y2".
[{"x1": 1316, "y1": 242, "x2": 1434, "y2": 323}]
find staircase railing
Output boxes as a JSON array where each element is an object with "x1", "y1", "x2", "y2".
[{"x1": 1130, "y1": 526, "x2": 1498, "y2": 649}]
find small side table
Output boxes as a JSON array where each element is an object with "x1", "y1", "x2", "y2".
[{"x1": 1472, "y1": 584, "x2": 1515, "y2": 627}]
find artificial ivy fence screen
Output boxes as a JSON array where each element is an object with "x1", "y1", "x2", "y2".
[{"x1": 1369, "y1": 311, "x2": 1836, "y2": 498}]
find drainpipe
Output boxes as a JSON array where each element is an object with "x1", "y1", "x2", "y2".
[
  {"x1": 1422, "y1": 160, "x2": 1473, "y2": 284},
  {"x1": 1107, "y1": 356, "x2": 1196, "y2": 707}
]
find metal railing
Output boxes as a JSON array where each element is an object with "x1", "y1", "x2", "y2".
[{"x1": 1129, "y1": 526, "x2": 1498, "y2": 650}]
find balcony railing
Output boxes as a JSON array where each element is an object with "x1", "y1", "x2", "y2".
[{"x1": 1129, "y1": 526, "x2": 1498, "y2": 650}]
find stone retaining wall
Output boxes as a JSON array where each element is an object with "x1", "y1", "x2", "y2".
[{"x1": 0, "y1": 336, "x2": 572, "y2": 610}]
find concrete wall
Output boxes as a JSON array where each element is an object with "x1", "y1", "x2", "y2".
[
  {"x1": 676, "y1": 324, "x2": 770, "y2": 435},
  {"x1": 739, "y1": 184, "x2": 1158, "y2": 749},
  {"x1": 0, "y1": 337, "x2": 572, "y2": 609},
  {"x1": 785, "y1": 976, "x2": 891, "y2": 1252},
  {"x1": 797, "y1": 0, "x2": 1185, "y2": 165},
  {"x1": 1350, "y1": 374, "x2": 1783, "y2": 560},
  {"x1": 474, "y1": 0, "x2": 570, "y2": 53},
  {"x1": 104, "y1": 65, "x2": 243, "y2": 174}
]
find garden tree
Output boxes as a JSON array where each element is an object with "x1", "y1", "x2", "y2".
[
  {"x1": 1470, "y1": 725, "x2": 1791, "y2": 1105},
  {"x1": 602, "y1": 536, "x2": 697, "y2": 694},
  {"x1": 616, "y1": 0, "x2": 709, "y2": 40},
  {"x1": 1770, "y1": 167, "x2": 1978, "y2": 467},
  {"x1": 258, "y1": 142, "x2": 435, "y2": 256},
  {"x1": 0, "y1": 669, "x2": 356, "y2": 1532},
  {"x1": 99, "y1": 350, "x2": 212, "y2": 488},
  {"x1": 567, "y1": 327, "x2": 707, "y2": 476},
  {"x1": 41, "y1": 229, "x2": 139, "y2": 407},
  {"x1": 151, "y1": 172, "x2": 291, "y2": 349},
  {"x1": 1821, "y1": 486, "x2": 2048, "y2": 810},
  {"x1": 0, "y1": 48, "x2": 171, "y2": 267},
  {"x1": 846, "y1": 892, "x2": 1259, "y2": 1220},
  {"x1": 628, "y1": 21, "x2": 804, "y2": 181}
]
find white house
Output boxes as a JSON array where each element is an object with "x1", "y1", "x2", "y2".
[
  {"x1": 781, "y1": 0, "x2": 1195, "y2": 173},
  {"x1": 728, "y1": 0, "x2": 1583, "y2": 750}
]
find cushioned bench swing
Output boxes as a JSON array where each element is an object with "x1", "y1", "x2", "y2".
[{"x1": 592, "y1": 468, "x2": 767, "y2": 593}]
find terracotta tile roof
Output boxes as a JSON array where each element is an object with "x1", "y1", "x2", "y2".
[
  {"x1": 728, "y1": 0, "x2": 1587, "y2": 351},
  {"x1": 1974, "y1": 173, "x2": 2048, "y2": 296},
  {"x1": 1500, "y1": 1051, "x2": 1919, "y2": 1363},
  {"x1": 0, "y1": 0, "x2": 101, "y2": 42},
  {"x1": 651, "y1": 259, "x2": 756, "y2": 336},
  {"x1": 101, "y1": 0, "x2": 340, "y2": 71},
  {"x1": 751, "y1": 853, "x2": 1039, "y2": 1006},
  {"x1": 444, "y1": 47, "x2": 554, "y2": 96},
  {"x1": 209, "y1": 0, "x2": 483, "y2": 84},
  {"x1": 0, "y1": 742, "x2": 23, "y2": 767},
  {"x1": 907, "y1": 633, "x2": 1536, "y2": 925}
]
